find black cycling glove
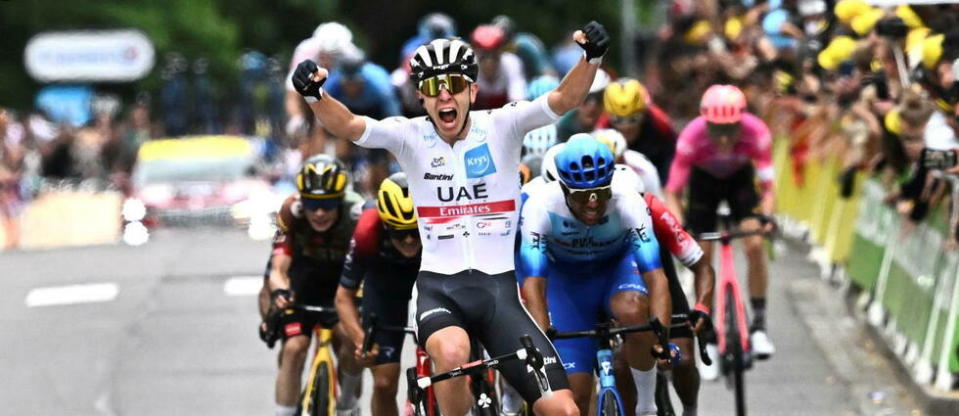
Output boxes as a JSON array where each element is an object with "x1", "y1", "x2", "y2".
[
  {"x1": 577, "y1": 21, "x2": 610, "y2": 64},
  {"x1": 291, "y1": 59, "x2": 326, "y2": 101}
]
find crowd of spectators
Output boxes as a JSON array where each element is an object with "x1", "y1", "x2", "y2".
[
  {"x1": 635, "y1": 0, "x2": 959, "y2": 244},
  {"x1": 8, "y1": 1, "x2": 959, "y2": 248}
]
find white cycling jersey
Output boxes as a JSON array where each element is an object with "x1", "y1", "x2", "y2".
[
  {"x1": 356, "y1": 95, "x2": 559, "y2": 275},
  {"x1": 622, "y1": 150, "x2": 663, "y2": 198},
  {"x1": 519, "y1": 175, "x2": 660, "y2": 266}
]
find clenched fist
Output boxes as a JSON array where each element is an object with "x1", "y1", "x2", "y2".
[{"x1": 291, "y1": 59, "x2": 328, "y2": 101}]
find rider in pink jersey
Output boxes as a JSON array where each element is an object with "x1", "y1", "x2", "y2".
[
  {"x1": 665, "y1": 112, "x2": 774, "y2": 194},
  {"x1": 663, "y1": 85, "x2": 777, "y2": 370}
]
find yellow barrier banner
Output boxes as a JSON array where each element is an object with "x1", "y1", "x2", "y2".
[{"x1": 17, "y1": 191, "x2": 122, "y2": 249}]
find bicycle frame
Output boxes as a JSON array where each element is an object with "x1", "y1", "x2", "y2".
[
  {"x1": 294, "y1": 304, "x2": 339, "y2": 416},
  {"x1": 698, "y1": 223, "x2": 770, "y2": 416},
  {"x1": 596, "y1": 347, "x2": 626, "y2": 415},
  {"x1": 301, "y1": 326, "x2": 337, "y2": 416},
  {"x1": 407, "y1": 335, "x2": 552, "y2": 415},
  {"x1": 552, "y1": 319, "x2": 678, "y2": 416},
  {"x1": 714, "y1": 240, "x2": 751, "y2": 360}
]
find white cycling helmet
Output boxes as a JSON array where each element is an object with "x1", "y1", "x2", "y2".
[
  {"x1": 523, "y1": 124, "x2": 558, "y2": 157},
  {"x1": 540, "y1": 143, "x2": 566, "y2": 183},
  {"x1": 591, "y1": 128, "x2": 627, "y2": 160},
  {"x1": 313, "y1": 22, "x2": 353, "y2": 55}
]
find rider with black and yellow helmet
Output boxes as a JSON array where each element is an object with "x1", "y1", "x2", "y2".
[
  {"x1": 335, "y1": 172, "x2": 422, "y2": 414},
  {"x1": 603, "y1": 78, "x2": 678, "y2": 182},
  {"x1": 264, "y1": 153, "x2": 366, "y2": 415}
]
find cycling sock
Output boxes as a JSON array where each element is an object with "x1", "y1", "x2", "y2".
[
  {"x1": 500, "y1": 380, "x2": 524, "y2": 413},
  {"x1": 750, "y1": 297, "x2": 766, "y2": 331},
  {"x1": 336, "y1": 370, "x2": 362, "y2": 409},
  {"x1": 631, "y1": 366, "x2": 658, "y2": 415},
  {"x1": 683, "y1": 404, "x2": 698, "y2": 416},
  {"x1": 275, "y1": 404, "x2": 297, "y2": 416}
]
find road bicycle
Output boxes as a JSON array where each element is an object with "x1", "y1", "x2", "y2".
[
  {"x1": 363, "y1": 315, "x2": 503, "y2": 415},
  {"x1": 286, "y1": 304, "x2": 338, "y2": 416},
  {"x1": 695, "y1": 214, "x2": 774, "y2": 416},
  {"x1": 404, "y1": 334, "x2": 552, "y2": 416},
  {"x1": 550, "y1": 318, "x2": 694, "y2": 416}
]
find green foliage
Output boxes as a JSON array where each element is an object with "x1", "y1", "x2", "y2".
[{"x1": 0, "y1": 0, "x2": 641, "y2": 111}]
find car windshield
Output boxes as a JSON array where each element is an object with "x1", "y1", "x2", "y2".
[{"x1": 134, "y1": 155, "x2": 253, "y2": 185}]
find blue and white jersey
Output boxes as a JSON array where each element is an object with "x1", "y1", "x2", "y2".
[{"x1": 519, "y1": 178, "x2": 662, "y2": 277}]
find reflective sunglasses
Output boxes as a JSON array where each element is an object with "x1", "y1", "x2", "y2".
[
  {"x1": 706, "y1": 122, "x2": 741, "y2": 138},
  {"x1": 564, "y1": 185, "x2": 613, "y2": 205},
  {"x1": 418, "y1": 73, "x2": 470, "y2": 97},
  {"x1": 611, "y1": 114, "x2": 643, "y2": 125},
  {"x1": 387, "y1": 227, "x2": 420, "y2": 241},
  {"x1": 301, "y1": 196, "x2": 343, "y2": 212}
]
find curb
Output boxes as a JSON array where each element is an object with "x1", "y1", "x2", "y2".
[
  {"x1": 850, "y1": 290, "x2": 959, "y2": 416},
  {"x1": 782, "y1": 233, "x2": 959, "y2": 415}
]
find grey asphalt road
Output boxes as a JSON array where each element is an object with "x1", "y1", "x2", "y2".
[{"x1": 0, "y1": 228, "x2": 917, "y2": 415}]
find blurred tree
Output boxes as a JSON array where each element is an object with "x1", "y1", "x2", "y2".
[{"x1": 0, "y1": 0, "x2": 632, "y2": 112}]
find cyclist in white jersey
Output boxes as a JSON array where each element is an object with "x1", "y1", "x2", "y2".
[{"x1": 291, "y1": 21, "x2": 612, "y2": 416}]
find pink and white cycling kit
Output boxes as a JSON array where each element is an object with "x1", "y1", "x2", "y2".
[{"x1": 665, "y1": 112, "x2": 774, "y2": 195}]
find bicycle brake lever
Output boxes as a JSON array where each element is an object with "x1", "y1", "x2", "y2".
[
  {"x1": 361, "y1": 314, "x2": 378, "y2": 359},
  {"x1": 519, "y1": 335, "x2": 553, "y2": 398},
  {"x1": 648, "y1": 318, "x2": 672, "y2": 360}
]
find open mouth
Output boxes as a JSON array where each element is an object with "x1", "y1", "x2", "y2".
[{"x1": 438, "y1": 108, "x2": 458, "y2": 124}]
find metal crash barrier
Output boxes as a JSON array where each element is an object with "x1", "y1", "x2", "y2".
[{"x1": 772, "y1": 136, "x2": 959, "y2": 393}]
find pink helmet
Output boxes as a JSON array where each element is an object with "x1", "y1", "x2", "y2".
[{"x1": 700, "y1": 84, "x2": 747, "y2": 124}]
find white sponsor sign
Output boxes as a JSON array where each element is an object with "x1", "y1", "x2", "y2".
[{"x1": 25, "y1": 30, "x2": 155, "y2": 82}]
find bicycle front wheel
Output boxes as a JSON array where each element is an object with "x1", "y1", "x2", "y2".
[
  {"x1": 308, "y1": 361, "x2": 332, "y2": 416},
  {"x1": 470, "y1": 374, "x2": 499, "y2": 416},
  {"x1": 599, "y1": 389, "x2": 623, "y2": 416},
  {"x1": 724, "y1": 285, "x2": 746, "y2": 416}
]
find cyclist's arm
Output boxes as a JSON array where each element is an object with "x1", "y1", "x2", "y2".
[
  {"x1": 519, "y1": 196, "x2": 552, "y2": 330},
  {"x1": 747, "y1": 114, "x2": 776, "y2": 216},
  {"x1": 623, "y1": 194, "x2": 671, "y2": 327},
  {"x1": 689, "y1": 257, "x2": 715, "y2": 312},
  {"x1": 268, "y1": 252, "x2": 293, "y2": 307},
  {"x1": 663, "y1": 123, "x2": 698, "y2": 223},
  {"x1": 304, "y1": 90, "x2": 368, "y2": 141},
  {"x1": 644, "y1": 192, "x2": 713, "y2": 312},
  {"x1": 335, "y1": 285, "x2": 363, "y2": 346},
  {"x1": 546, "y1": 53, "x2": 601, "y2": 117},
  {"x1": 336, "y1": 237, "x2": 369, "y2": 346}
]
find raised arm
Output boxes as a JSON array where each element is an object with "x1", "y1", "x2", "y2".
[
  {"x1": 546, "y1": 21, "x2": 610, "y2": 116},
  {"x1": 291, "y1": 59, "x2": 368, "y2": 141}
]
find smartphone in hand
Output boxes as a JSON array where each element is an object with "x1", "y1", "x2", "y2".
[{"x1": 921, "y1": 148, "x2": 958, "y2": 170}]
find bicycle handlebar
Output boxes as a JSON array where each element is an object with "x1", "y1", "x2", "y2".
[
  {"x1": 297, "y1": 304, "x2": 337, "y2": 313},
  {"x1": 550, "y1": 317, "x2": 684, "y2": 340},
  {"x1": 410, "y1": 334, "x2": 553, "y2": 398},
  {"x1": 362, "y1": 313, "x2": 417, "y2": 358}
]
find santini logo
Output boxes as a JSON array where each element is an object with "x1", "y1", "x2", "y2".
[{"x1": 423, "y1": 172, "x2": 453, "y2": 180}]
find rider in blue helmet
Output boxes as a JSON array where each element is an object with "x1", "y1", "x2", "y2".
[
  {"x1": 555, "y1": 134, "x2": 616, "y2": 224},
  {"x1": 519, "y1": 132, "x2": 673, "y2": 413}
]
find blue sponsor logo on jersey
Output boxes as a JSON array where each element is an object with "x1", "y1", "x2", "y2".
[{"x1": 464, "y1": 144, "x2": 496, "y2": 178}]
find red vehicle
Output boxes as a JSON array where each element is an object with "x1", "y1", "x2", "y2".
[{"x1": 121, "y1": 135, "x2": 279, "y2": 244}]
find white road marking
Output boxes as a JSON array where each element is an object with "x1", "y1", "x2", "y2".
[
  {"x1": 25, "y1": 283, "x2": 119, "y2": 307},
  {"x1": 223, "y1": 276, "x2": 263, "y2": 296}
]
